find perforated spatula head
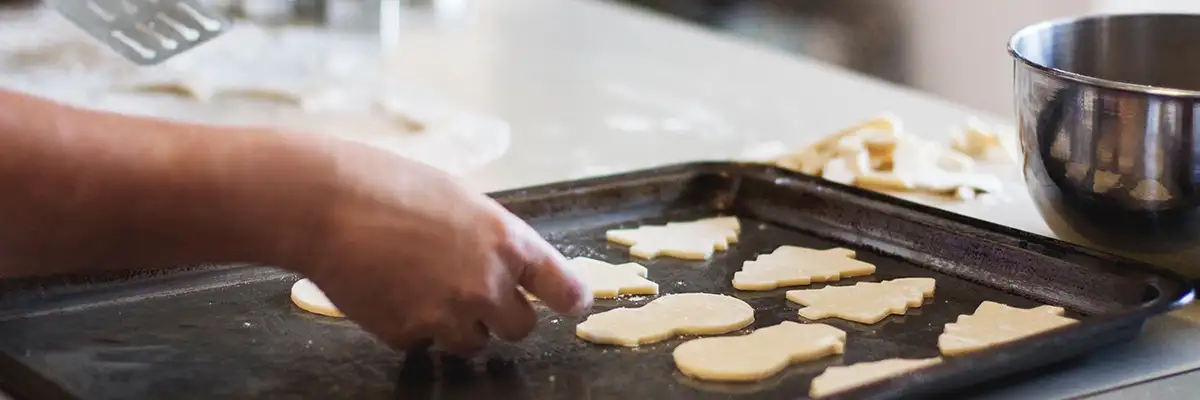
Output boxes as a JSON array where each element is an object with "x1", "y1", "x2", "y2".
[{"x1": 43, "y1": 0, "x2": 231, "y2": 65}]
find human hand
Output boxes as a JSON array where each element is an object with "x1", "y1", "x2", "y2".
[{"x1": 285, "y1": 139, "x2": 592, "y2": 356}]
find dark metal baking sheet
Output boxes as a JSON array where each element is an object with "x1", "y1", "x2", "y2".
[{"x1": 0, "y1": 162, "x2": 1191, "y2": 400}]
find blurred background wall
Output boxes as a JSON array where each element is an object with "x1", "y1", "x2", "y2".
[{"x1": 610, "y1": 0, "x2": 1200, "y2": 119}]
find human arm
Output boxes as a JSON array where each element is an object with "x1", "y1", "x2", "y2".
[{"x1": 0, "y1": 89, "x2": 591, "y2": 353}]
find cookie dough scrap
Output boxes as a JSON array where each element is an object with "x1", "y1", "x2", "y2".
[
  {"x1": 731, "y1": 246, "x2": 876, "y2": 291},
  {"x1": 785, "y1": 278, "x2": 936, "y2": 324},
  {"x1": 576, "y1": 293, "x2": 754, "y2": 346},
  {"x1": 809, "y1": 358, "x2": 942, "y2": 398},
  {"x1": 772, "y1": 114, "x2": 1005, "y2": 201},
  {"x1": 939, "y1": 301, "x2": 1078, "y2": 356},
  {"x1": 605, "y1": 217, "x2": 740, "y2": 260},
  {"x1": 291, "y1": 278, "x2": 344, "y2": 318},
  {"x1": 525, "y1": 257, "x2": 658, "y2": 301},
  {"x1": 673, "y1": 321, "x2": 846, "y2": 382}
]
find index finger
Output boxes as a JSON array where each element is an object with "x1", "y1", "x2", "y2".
[{"x1": 495, "y1": 209, "x2": 592, "y2": 316}]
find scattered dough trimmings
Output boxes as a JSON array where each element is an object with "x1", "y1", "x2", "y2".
[
  {"x1": 809, "y1": 358, "x2": 942, "y2": 398},
  {"x1": 951, "y1": 117, "x2": 1007, "y2": 160},
  {"x1": 575, "y1": 293, "x2": 754, "y2": 346},
  {"x1": 773, "y1": 114, "x2": 1005, "y2": 200},
  {"x1": 731, "y1": 246, "x2": 876, "y2": 291},
  {"x1": 290, "y1": 278, "x2": 344, "y2": 318},
  {"x1": 938, "y1": 301, "x2": 1078, "y2": 356},
  {"x1": 525, "y1": 257, "x2": 658, "y2": 300},
  {"x1": 605, "y1": 217, "x2": 740, "y2": 260},
  {"x1": 786, "y1": 278, "x2": 935, "y2": 324},
  {"x1": 673, "y1": 321, "x2": 846, "y2": 382}
]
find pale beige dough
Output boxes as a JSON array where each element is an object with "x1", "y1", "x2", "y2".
[
  {"x1": 524, "y1": 257, "x2": 658, "y2": 301},
  {"x1": 938, "y1": 301, "x2": 1078, "y2": 356},
  {"x1": 575, "y1": 293, "x2": 754, "y2": 346},
  {"x1": 605, "y1": 217, "x2": 740, "y2": 260},
  {"x1": 785, "y1": 278, "x2": 935, "y2": 324},
  {"x1": 290, "y1": 278, "x2": 344, "y2": 318},
  {"x1": 672, "y1": 321, "x2": 846, "y2": 382},
  {"x1": 773, "y1": 114, "x2": 1006, "y2": 200},
  {"x1": 809, "y1": 357, "x2": 942, "y2": 398},
  {"x1": 731, "y1": 246, "x2": 876, "y2": 291}
]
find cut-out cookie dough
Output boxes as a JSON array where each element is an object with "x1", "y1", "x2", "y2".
[
  {"x1": 773, "y1": 114, "x2": 1006, "y2": 201},
  {"x1": 809, "y1": 358, "x2": 942, "y2": 398},
  {"x1": 939, "y1": 301, "x2": 1078, "y2": 356},
  {"x1": 732, "y1": 246, "x2": 876, "y2": 291},
  {"x1": 673, "y1": 321, "x2": 846, "y2": 382},
  {"x1": 785, "y1": 278, "x2": 936, "y2": 324},
  {"x1": 291, "y1": 278, "x2": 344, "y2": 318},
  {"x1": 605, "y1": 217, "x2": 740, "y2": 260},
  {"x1": 524, "y1": 257, "x2": 658, "y2": 301},
  {"x1": 576, "y1": 293, "x2": 754, "y2": 346}
]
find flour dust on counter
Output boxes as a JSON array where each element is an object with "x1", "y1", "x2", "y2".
[{"x1": 0, "y1": 9, "x2": 510, "y2": 177}]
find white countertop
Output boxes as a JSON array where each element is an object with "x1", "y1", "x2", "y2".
[{"x1": 3, "y1": 0, "x2": 1200, "y2": 398}]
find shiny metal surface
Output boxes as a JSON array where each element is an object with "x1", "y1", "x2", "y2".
[{"x1": 1011, "y1": 13, "x2": 1200, "y2": 252}]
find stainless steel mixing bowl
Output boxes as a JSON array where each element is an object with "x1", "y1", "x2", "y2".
[{"x1": 1010, "y1": 13, "x2": 1200, "y2": 253}]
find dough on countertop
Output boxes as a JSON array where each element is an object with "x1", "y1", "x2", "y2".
[
  {"x1": 938, "y1": 301, "x2": 1078, "y2": 356},
  {"x1": 773, "y1": 114, "x2": 1006, "y2": 201},
  {"x1": 672, "y1": 321, "x2": 846, "y2": 382},
  {"x1": 575, "y1": 293, "x2": 754, "y2": 346},
  {"x1": 809, "y1": 357, "x2": 942, "y2": 398},
  {"x1": 290, "y1": 278, "x2": 344, "y2": 318},
  {"x1": 605, "y1": 217, "x2": 740, "y2": 260},
  {"x1": 731, "y1": 246, "x2": 875, "y2": 291},
  {"x1": 786, "y1": 278, "x2": 935, "y2": 324}
]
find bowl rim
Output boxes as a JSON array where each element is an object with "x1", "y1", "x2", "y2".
[{"x1": 1008, "y1": 12, "x2": 1200, "y2": 99}]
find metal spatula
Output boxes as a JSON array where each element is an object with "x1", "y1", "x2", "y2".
[{"x1": 43, "y1": 0, "x2": 232, "y2": 65}]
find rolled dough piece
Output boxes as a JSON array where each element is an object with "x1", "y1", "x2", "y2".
[
  {"x1": 809, "y1": 357, "x2": 942, "y2": 398},
  {"x1": 672, "y1": 321, "x2": 846, "y2": 382},
  {"x1": 290, "y1": 278, "x2": 344, "y2": 318},
  {"x1": 731, "y1": 246, "x2": 876, "y2": 291},
  {"x1": 605, "y1": 217, "x2": 740, "y2": 260},
  {"x1": 785, "y1": 278, "x2": 936, "y2": 324},
  {"x1": 576, "y1": 293, "x2": 754, "y2": 346},
  {"x1": 938, "y1": 301, "x2": 1078, "y2": 356},
  {"x1": 524, "y1": 257, "x2": 658, "y2": 300}
]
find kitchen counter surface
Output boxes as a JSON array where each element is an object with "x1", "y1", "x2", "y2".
[{"x1": 2, "y1": 0, "x2": 1199, "y2": 398}]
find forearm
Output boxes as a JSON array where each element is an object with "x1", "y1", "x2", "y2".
[{"x1": 0, "y1": 90, "x2": 336, "y2": 277}]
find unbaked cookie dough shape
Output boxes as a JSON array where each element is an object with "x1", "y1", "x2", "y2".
[
  {"x1": 605, "y1": 217, "x2": 740, "y2": 260},
  {"x1": 938, "y1": 301, "x2": 1078, "y2": 356},
  {"x1": 785, "y1": 278, "x2": 936, "y2": 324},
  {"x1": 525, "y1": 257, "x2": 658, "y2": 301},
  {"x1": 809, "y1": 357, "x2": 942, "y2": 398},
  {"x1": 731, "y1": 246, "x2": 876, "y2": 291},
  {"x1": 575, "y1": 293, "x2": 754, "y2": 346},
  {"x1": 673, "y1": 321, "x2": 846, "y2": 382},
  {"x1": 291, "y1": 278, "x2": 344, "y2": 318}
]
